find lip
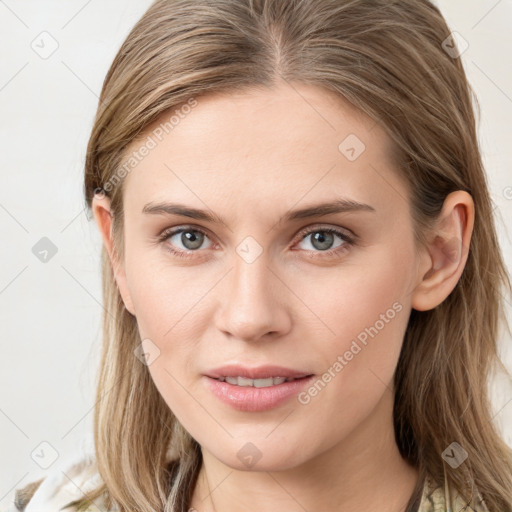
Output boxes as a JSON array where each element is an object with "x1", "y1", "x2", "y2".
[
  {"x1": 204, "y1": 376, "x2": 315, "y2": 412},
  {"x1": 205, "y1": 364, "x2": 312, "y2": 380},
  {"x1": 203, "y1": 364, "x2": 315, "y2": 412}
]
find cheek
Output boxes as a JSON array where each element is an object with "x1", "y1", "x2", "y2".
[
  {"x1": 291, "y1": 246, "x2": 411, "y2": 345},
  {"x1": 124, "y1": 247, "x2": 208, "y2": 340},
  {"x1": 125, "y1": 259, "x2": 215, "y2": 415},
  {"x1": 293, "y1": 250, "x2": 412, "y2": 400},
  {"x1": 294, "y1": 274, "x2": 408, "y2": 443}
]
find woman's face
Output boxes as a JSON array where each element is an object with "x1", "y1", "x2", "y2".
[{"x1": 103, "y1": 82, "x2": 430, "y2": 470}]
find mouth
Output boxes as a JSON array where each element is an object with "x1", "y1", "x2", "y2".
[
  {"x1": 205, "y1": 364, "x2": 313, "y2": 382},
  {"x1": 213, "y1": 375, "x2": 312, "y2": 387},
  {"x1": 203, "y1": 367, "x2": 315, "y2": 412}
]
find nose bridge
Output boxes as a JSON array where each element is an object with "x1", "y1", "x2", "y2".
[{"x1": 214, "y1": 247, "x2": 289, "y2": 341}]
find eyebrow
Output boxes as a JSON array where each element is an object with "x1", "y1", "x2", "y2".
[{"x1": 142, "y1": 198, "x2": 376, "y2": 227}]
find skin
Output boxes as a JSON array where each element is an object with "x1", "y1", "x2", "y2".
[{"x1": 92, "y1": 80, "x2": 474, "y2": 512}]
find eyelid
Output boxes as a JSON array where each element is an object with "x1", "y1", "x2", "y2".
[
  {"x1": 158, "y1": 223, "x2": 210, "y2": 238},
  {"x1": 295, "y1": 223, "x2": 356, "y2": 242}
]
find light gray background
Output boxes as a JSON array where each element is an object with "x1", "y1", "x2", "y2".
[{"x1": 1, "y1": 0, "x2": 511, "y2": 507}]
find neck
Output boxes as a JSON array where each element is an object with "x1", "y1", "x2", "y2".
[{"x1": 190, "y1": 389, "x2": 419, "y2": 512}]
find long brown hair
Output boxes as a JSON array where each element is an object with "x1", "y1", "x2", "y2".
[{"x1": 23, "y1": 1, "x2": 512, "y2": 510}]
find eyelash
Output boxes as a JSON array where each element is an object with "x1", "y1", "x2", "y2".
[{"x1": 157, "y1": 225, "x2": 356, "y2": 260}]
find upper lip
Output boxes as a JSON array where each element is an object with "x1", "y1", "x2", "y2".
[{"x1": 205, "y1": 364, "x2": 313, "y2": 380}]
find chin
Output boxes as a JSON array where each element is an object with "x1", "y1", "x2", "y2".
[{"x1": 210, "y1": 444, "x2": 308, "y2": 473}]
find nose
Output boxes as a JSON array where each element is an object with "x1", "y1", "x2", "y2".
[{"x1": 214, "y1": 253, "x2": 292, "y2": 342}]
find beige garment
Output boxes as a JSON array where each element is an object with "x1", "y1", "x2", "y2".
[
  {"x1": 6, "y1": 454, "x2": 492, "y2": 512},
  {"x1": 418, "y1": 472, "x2": 490, "y2": 512}
]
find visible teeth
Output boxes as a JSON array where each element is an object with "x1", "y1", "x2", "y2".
[{"x1": 221, "y1": 376, "x2": 290, "y2": 387}]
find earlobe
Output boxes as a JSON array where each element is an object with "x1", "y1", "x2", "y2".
[
  {"x1": 411, "y1": 191, "x2": 474, "y2": 312},
  {"x1": 91, "y1": 193, "x2": 136, "y2": 316}
]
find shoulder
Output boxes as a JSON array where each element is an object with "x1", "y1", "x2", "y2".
[
  {"x1": 418, "y1": 473, "x2": 490, "y2": 512},
  {"x1": 5, "y1": 450, "x2": 106, "y2": 512}
]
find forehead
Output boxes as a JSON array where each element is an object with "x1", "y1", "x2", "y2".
[{"x1": 120, "y1": 82, "x2": 408, "y2": 222}]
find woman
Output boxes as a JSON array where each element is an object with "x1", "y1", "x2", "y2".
[{"x1": 12, "y1": 0, "x2": 512, "y2": 511}]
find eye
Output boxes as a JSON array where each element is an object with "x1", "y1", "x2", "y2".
[
  {"x1": 158, "y1": 226, "x2": 213, "y2": 259},
  {"x1": 294, "y1": 226, "x2": 355, "y2": 258}
]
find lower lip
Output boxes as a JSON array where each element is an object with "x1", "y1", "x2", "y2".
[{"x1": 203, "y1": 375, "x2": 315, "y2": 412}]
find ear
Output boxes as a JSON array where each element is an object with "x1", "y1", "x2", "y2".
[
  {"x1": 411, "y1": 190, "x2": 474, "y2": 312},
  {"x1": 91, "y1": 191, "x2": 136, "y2": 316}
]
